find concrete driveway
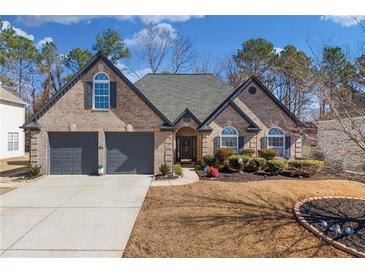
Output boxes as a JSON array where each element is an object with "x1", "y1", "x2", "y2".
[{"x1": 0, "y1": 175, "x2": 151, "y2": 257}]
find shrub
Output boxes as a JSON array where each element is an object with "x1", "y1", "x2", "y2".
[
  {"x1": 266, "y1": 159, "x2": 287, "y2": 175},
  {"x1": 203, "y1": 154, "x2": 217, "y2": 167},
  {"x1": 228, "y1": 155, "x2": 249, "y2": 171},
  {"x1": 214, "y1": 148, "x2": 236, "y2": 166},
  {"x1": 159, "y1": 163, "x2": 170, "y2": 176},
  {"x1": 241, "y1": 148, "x2": 255, "y2": 157},
  {"x1": 311, "y1": 149, "x2": 325, "y2": 161},
  {"x1": 288, "y1": 159, "x2": 325, "y2": 177},
  {"x1": 258, "y1": 148, "x2": 277, "y2": 160},
  {"x1": 195, "y1": 164, "x2": 202, "y2": 171},
  {"x1": 27, "y1": 165, "x2": 41, "y2": 178},
  {"x1": 245, "y1": 158, "x2": 266, "y2": 172},
  {"x1": 208, "y1": 166, "x2": 220, "y2": 177},
  {"x1": 174, "y1": 164, "x2": 183, "y2": 176}
]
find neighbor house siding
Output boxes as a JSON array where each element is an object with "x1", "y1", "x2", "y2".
[
  {"x1": 0, "y1": 100, "x2": 25, "y2": 159},
  {"x1": 317, "y1": 118, "x2": 365, "y2": 173}
]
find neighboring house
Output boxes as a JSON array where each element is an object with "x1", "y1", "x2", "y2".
[
  {"x1": 317, "y1": 118, "x2": 365, "y2": 173},
  {"x1": 0, "y1": 87, "x2": 27, "y2": 160},
  {"x1": 317, "y1": 94, "x2": 365, "y2": 173},
  {"x1": 22, "y1": 52, "x2": 304, "y2": 175}
]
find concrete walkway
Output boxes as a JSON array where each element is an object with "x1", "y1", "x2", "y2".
[
  {"x1": 0, "y1": 175, "x2": 151, "y2": 257},
  {"x1": 151, "y1": 167, "x2": 199, "y2": 186}
]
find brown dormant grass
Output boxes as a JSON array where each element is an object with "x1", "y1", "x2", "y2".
[{"x1": 123, "y1": 179, "x2": 365, "y2": 258}]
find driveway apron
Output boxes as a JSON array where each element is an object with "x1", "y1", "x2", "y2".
[{"x1": 0, "y1": 175, "x2": 151, "y2": 257}]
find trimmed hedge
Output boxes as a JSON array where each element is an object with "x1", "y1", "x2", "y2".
[
  {"x1": 203, "y1": 154, "x2": 217, "y2": 167},
  {"x1": 258, "y1": 148, "x2": 277, "y2": 160},
  {"x1": 214, "y1": 148, "x2": 236, "y2": 166},
  {"x1": 245, "y1": 158, "x2": 266, "y2": 172},
  {"x1": 228, "y1": 155, "x2": 250, "y2": 171},
  {"x1": 288, "y1": 159, "x2": 325, "y2": 177},
  {"x1": 241, "y1": 149, "x2": 255, "y2": 157},
  {"x1": 266, "y1": 159, "x2": 287, "y2": 175}
]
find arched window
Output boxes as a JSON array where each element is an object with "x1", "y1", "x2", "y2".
[
  {"x1": 93, "y1": 72, "x2": 110, "y2": 109},
  {"x1": 220, "y1": 126, "x2": 238, "y2": 152},
  {"x1": 267, "y1": 127, "x2": 285, "y2": 157}
]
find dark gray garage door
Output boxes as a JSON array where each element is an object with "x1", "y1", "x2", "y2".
[
  {"x1": 106, "y1": 132, "x2": 154, "y2": 174},
  {"x1": 49, "y1": 132, "x2": 98, "y2": 175}
]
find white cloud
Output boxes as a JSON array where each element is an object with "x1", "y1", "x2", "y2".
[
  {"x1": 321, "y1": 15, "x2": 365, "y2": 27},
  {"x1": 125, "y1": 23, "x2": 178, "y2": 47},
  {"x1": 1, "y1": 20, "x2": 34, "y2": 40},
  {"x1": 16, "y1": 15, "x2": 134, "y2": 26},
  {"x1": 274, "y1": 47, "x2": 284, "y2": 54},
  {"x1": 15, "y1": 15, "x2": 203, "y2": 26},
  {"x1": 36, "y1": 37, "x2": 54, "y2": 49},
  {"x1": 116, "y1": 62, "x2": 151, "y2": 83},
  {"x1": 139, "y1": 15, "x2": 204, "y2": 24}
]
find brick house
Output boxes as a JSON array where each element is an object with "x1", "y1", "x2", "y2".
[{"x1": 22, "y1": 52, "x2": 304, "y2": 175}]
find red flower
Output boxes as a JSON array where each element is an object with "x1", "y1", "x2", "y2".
[{"x1": 208, "y1": 166, "x2": 220, "y2": 177}]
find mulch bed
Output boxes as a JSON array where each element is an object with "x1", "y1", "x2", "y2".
[
  {"x1": 196, "y1": 165, "x2": 365, "y2": 183},
  {"x1": 297, "y1": 197, "x2": 365, "y2": 256},
  {"x1": 197, "y1": 169, "x2": 296, "y2": 182},
  {"x1": 154, "y1": 174, "x2": 179, "y2": 181}
]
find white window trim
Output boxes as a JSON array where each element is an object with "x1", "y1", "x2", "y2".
[
  {"x1": 8, "y1": 132, "x2": 19, "y2": 151},
  {"x1": 93, "y1": 72, "x2": 110, "y2": 110},
  {"x1": 220, "y1": 126, "x2": 238, "y2": 152},
  {"x1": 267, "y1": 127, "x2": 286, "y2": 158}
]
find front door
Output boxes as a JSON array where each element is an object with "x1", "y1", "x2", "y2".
[{"x1": 177, "y1": 136, "x2": 195, "y2": 161}]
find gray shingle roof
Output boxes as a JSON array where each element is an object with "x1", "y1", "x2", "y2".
[
  {"x1": 0, "y1": 87, "x2": 27, "y2": 106},
  {"x1": 135, "y1": 73, "x2": 234, "y2": 123}
]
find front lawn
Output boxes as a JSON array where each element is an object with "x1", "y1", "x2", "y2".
[{"x1": 123, "y1": 179, "x2": 365, "y2": 257}]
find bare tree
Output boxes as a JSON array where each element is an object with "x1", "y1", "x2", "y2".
[
  {"x1": 137, "y1": 24, "x2": 174, "y2": 73},
  {"x1": 352, "y1": 16, "x2": 365, "y2": 33},
  {"x1": 170, "y1": 36, "x2": 194, "y2": 73},
  {"x1": 192, "y1": 53, "x2": 224, "y2": 76},
  {"x1": 306, "y1": 41, "x2": 365, "y2": 170}
]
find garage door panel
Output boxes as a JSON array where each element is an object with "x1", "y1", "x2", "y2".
[
  {"x1": 49, "y1": 133, "x2": 98, "y2": 175},
  {"x1": 106, "y1": 133, "x2": 154, "y2": 174}
]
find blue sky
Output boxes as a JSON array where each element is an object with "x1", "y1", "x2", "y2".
[{"x1": 2, "y1": 15, "x2": 364, "y2": 81}]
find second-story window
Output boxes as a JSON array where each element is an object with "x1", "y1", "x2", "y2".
[{"x1": 93, "y1": 72, "x2": 110, "y2": 109}]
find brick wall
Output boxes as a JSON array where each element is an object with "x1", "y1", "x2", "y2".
[
  {"x1": 204, "y1": 82, "x2": 302, "y2": 158},
  {"x1": 30, "y1": 59, "x2": 171, "y2": 174}
]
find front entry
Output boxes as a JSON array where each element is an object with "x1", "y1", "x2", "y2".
[{"x1": 176, "y1": 136, "x2": 196, "y2": 162}]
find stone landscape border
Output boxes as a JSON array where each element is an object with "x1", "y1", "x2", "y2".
[{"x1": 293, "y1": 196, "x2": 365, "y2": 258}]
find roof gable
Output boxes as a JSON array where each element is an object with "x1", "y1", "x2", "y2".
[
  {"x1": 199, "y1": 76, "x2": 301, "y2": 129},
  {"x1": 22, "y1": 52, "x2": 172, "y2": 128},
  {"x1": 0, "y1": 87, "x2": 27, "y2": 106}
]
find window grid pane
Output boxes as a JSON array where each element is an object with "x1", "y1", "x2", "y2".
[
  {"x1": 268, "y1": 136, "x2": 284, "y2": 157},
  {"x1": 8, "y1": 132, "x2": 13, "y2": 151},
  {"x1": 94, "y1": 82, "x2": 109, "y2": 109},
  {"x1": 13, "y1": 133, "x2": 19, "y2": 150}
]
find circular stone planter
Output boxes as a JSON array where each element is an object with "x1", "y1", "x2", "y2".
[{"x1": 294, "y1": 196, "x2": 365, "y2": 258}]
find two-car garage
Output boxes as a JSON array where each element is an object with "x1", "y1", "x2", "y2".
[{"x1": 48, "y1": 132, "x2": 154, "y2": 175}]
